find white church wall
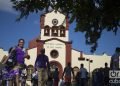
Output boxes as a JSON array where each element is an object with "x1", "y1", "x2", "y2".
[
  {"x1": 71, "y1": 49, "x2": 89, "y2": 71},
  {"x1": 71, "y1": 49, "x2": 81, "y2": 67},
  {"x1": 44, "y1": 11, "x2": 66, "y2": 27},
  {"x1": 84, "y1": 54, "x2": 111, "y2": 72},
  {"x1": 44, "y1": 40, "x2": 66, "y2": 69},
  {"x1": 71, "y1": 49, "x2": 111, "y2": 72},
  {"x1": 0, "y1": 48, "x2": 8, "y2": 62},
  {"x1": 25, "y1": 47, "x2": 37, "y2": 66}
]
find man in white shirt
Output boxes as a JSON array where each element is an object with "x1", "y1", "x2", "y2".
[{"x1": 79, "y1": 63, "x2": 88, "y2": 86}]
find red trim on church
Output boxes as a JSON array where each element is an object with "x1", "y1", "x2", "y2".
[
  {"x1": 40, "y1": 15, "x2": 45, "y2": 29},
  {"x1": 66, "y1": 43, "x2": 72, "y2": 66},
  {"x1": 36, "y1": 39, "x2": 44, "y2": 55},
  {"x1": 29, "y1": 39, "x2": 37, "y2": 49},
  {"x1": 66, "y1": 16, "x2": 69, "y2": 30},
  {"x1": 50, "y1": 61, "x2": 63, "y2": 79},
  {"x1": 29, "y1": 39, "x2": 44, "y2": 55},
  {"x1": 78, "y1": 51, "x2": 85, "y2": 60}
]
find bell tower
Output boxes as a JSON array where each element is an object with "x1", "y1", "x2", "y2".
[{"x1": 40, "y1": 10, "x2": 69, "y2": 41}]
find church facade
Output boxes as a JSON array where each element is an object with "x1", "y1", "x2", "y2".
[
  {"x1": 28, "y1": 10, "x2": 73, "y2": 78},
  {"x1": 25, "y1": 10, "x2": 111, "y2": 78}
]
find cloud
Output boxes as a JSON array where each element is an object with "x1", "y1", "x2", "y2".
[{"x1": 0, "y1": 0, "x2": 17, "y2": 14}]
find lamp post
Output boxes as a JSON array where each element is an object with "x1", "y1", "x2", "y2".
[{"x1": 86, "y1": 58, "x2": 93, "y2": 86}]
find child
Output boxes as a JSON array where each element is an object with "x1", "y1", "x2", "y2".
[
  {"x1": 31, "y1": 70, "x2": 38, "y2": 86},
  {"x1": 53, "y1": 68, "x2": 59, "y2": 86},
  {"x1": 47, "y1": 72, "x2": 53, "y2": 86},
  {"x1": 59, "y1": 79, "x2": 65, "y2": 86}
]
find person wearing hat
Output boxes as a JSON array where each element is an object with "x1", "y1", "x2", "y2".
[{"x1": 35, "y1": 48, "x2": 50, "y2": 86}]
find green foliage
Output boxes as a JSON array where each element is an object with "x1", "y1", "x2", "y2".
[{"x1": 11, "y1": 0, "x2": 120, "y2": 53}]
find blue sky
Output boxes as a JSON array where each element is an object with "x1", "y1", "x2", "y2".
[{"x1": 0, "y1": 0, "x2": 120, "y2": 56}]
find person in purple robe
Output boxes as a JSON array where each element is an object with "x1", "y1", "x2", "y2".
[{"x1": 9, "y1": 39, "x2": 30, "y2": 86}]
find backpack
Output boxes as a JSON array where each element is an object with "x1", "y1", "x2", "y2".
[{"x1": 6, "y1": 47, "x2": 17, "y2": 69}]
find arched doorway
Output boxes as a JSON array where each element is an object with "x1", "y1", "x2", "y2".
[
  {"x1": 50, "y1": 61, "x2": 63, "y2": 79},
  {"x1": 73, "y1": 66, "x2": 79, "y2": 76}
]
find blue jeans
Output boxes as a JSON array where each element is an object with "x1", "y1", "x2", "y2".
[{"x1": 79, "y1": 78, "x2": 87, "y2": 86}]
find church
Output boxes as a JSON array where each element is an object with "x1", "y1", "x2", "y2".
[{"x1": 25, "y1": 10, "x2": 111, "y2": 78}]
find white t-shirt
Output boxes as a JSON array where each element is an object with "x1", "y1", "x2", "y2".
[{"x1": 80, "y1": 68, "x2": 87, "y2": 78}]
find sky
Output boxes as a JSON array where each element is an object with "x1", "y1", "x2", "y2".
[{"x1": 0, "y1": 0, "x2": 120, "y2": 56}]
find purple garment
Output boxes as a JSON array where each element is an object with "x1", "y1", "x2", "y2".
[
  {"x1": 2, "y1": 69, "x2": 16, "y2": 80},
  {"x1": 9, "y1": 69, "x2": 20, "y2": 76},
  {"x1": 2, "y1": 69, "x2": 20, "y2": 80},
  {"x1": 15, "y1": 47, "x2": 25, "y2": 64}
]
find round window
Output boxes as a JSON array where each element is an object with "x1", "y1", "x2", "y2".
[
  {"x1": 50, "y1": 49, "x2": 59, "y2": 58},
  {"x1": 52, "y1": 19, "x2": 58, "y2": 26}
]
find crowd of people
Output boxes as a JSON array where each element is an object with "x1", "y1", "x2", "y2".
[
  {"x1": 0, "y1": 39, "x2": 30, "y2": 86},
  {"x1": 92, "y1": 47, "x2": 120, "y2": 86},
  {"x1": 92, "y1": 63, "x2": 110, "y2": 86},
  {"x1": 0, "y1": 38, "x2": 120, "y2": 86}
]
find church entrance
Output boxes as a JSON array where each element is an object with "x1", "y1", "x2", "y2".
[{"x1": 50, "y1": 61, "x2": 63, "y2": 79}]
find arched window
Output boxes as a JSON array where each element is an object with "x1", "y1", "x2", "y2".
[
  {"x1": 50, "y1": 49, "x2": 59, "y2": 59},
  {"x1": 44, "y1": 25, "x2": 50, "y2": 36},
  {"x1": 59, "y1": 25, "x2": 65, "y2": 37},
  {"x1": 51, "y1": 26, "x2": 58, "y2": 36},
  {"x1": 60, "y1": 30, "x2": 65, "y2": 37}
]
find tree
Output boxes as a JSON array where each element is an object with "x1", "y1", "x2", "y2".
[{"x1": 11, "y1": 0, "x2": 120, "y2": 53}]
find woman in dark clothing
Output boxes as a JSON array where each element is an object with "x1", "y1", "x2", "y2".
[{"x1": 53, "y1": 68, "x2": 59, "y2": 86}]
